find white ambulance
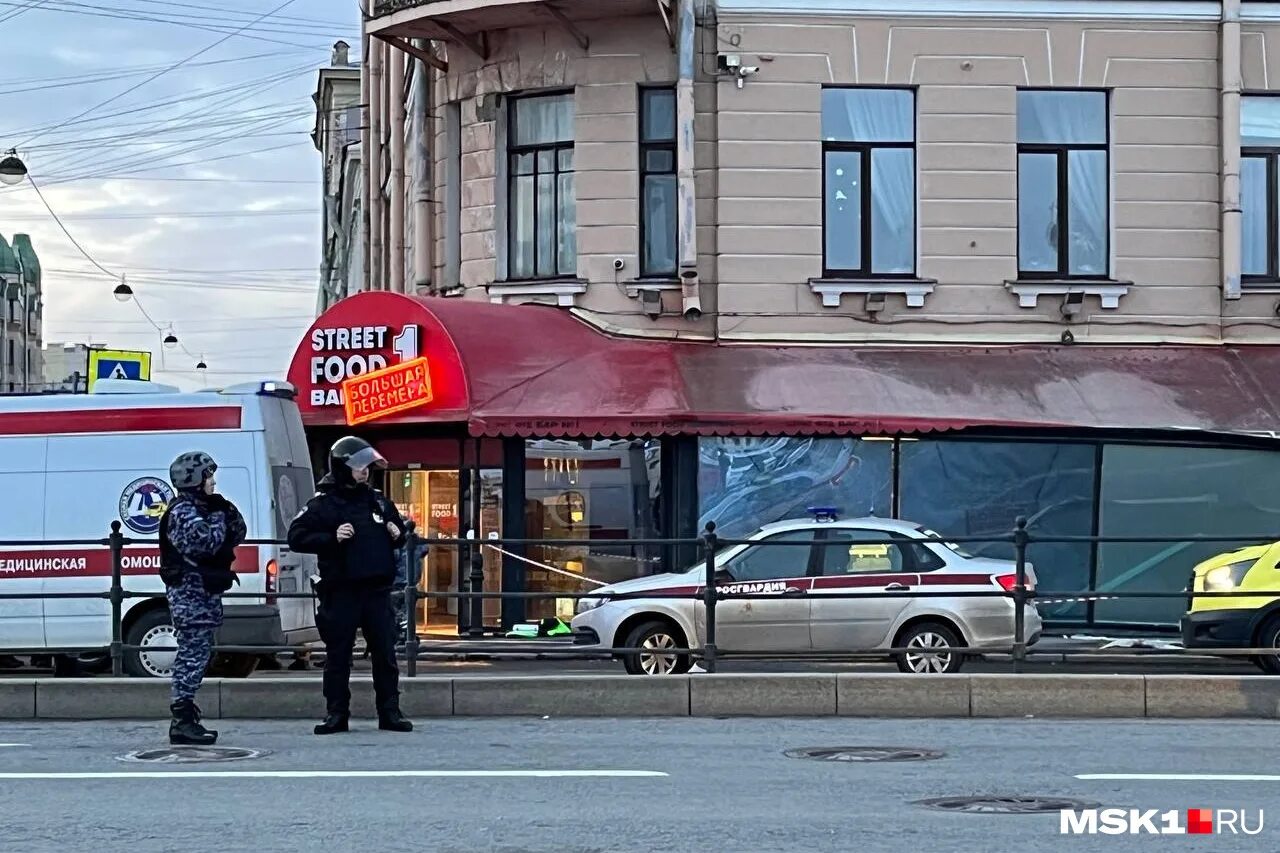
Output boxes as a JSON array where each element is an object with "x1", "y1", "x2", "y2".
[{"x1": 0, "y1": 378, "x2": 319, "y2": 678}]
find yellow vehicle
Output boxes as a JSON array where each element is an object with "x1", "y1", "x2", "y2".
[{"x1": 1182, "y1": 544, "x2": 1280, "y2": 673}]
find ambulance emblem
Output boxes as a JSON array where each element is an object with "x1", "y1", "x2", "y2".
[{"x1": 119, "y1": 477, "x2": 176, "y2": 535}]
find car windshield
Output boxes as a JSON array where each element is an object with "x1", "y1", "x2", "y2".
[{"x1": 919, "y1": 527, "x2": 975, "y2": 558}]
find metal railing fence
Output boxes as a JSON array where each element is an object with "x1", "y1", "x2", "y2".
[{"x1": 2, "y1": 517, "x2": 1279, "y2": 677}]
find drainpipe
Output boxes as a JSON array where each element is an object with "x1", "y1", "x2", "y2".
[
  {"x1": 389, "y1": 46, "x2": 406, "y2": 294},
  {"x1": 360, "y1": 29, "x2": 372, "y2": 293},
  {"x1": 369, "y1": 40, "x2": 385, "y2": 290},
  {"x1": 1222, "y1": 0, "x2": 1242, "y2": 301},
  {"x1": 413, "y1": 41, "x2": 433, "y2": 294},
  {"x1": 676, "y1": 0, "x2": 701, "y2": 319}
]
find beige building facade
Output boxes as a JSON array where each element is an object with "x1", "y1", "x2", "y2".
[
  {"x1": 357, "y1": 0, "x2": 1280, "y2": 346},
  {"x1": 285, "y1": 1, "x2": 1280, "y2": 634}
]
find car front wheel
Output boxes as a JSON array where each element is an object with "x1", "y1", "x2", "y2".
[
  {"x1": 1252, "y1": 615, "x2": 1280, "y2": 675},
  {"x1": 622, "y1": 620, "x2": 692, "y2": 676},
  {"x1": 895, "y1": 622, "x2": 965, "y2": 674}
]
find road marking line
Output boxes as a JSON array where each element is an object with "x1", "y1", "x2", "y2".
[
  {"x1": 0, "y1": 769, "x2": 669, "y2": 780},
  {"x1": 0, "y1": 744, "x2": 30, "y2": 748},
  {"x1": 1077, "y1": 774, "x2": 1280, "y2": 782}
]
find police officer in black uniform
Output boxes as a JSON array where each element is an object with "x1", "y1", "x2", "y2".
[{"x1": 288, "y1": 436, "x2": 413, "y2": 735}]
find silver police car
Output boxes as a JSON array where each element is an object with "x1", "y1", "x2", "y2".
[{"x1": 571, "y1": 511, "x2": 1042, "y2": 675}]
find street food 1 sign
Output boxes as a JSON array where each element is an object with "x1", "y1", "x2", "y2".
[
  {"x1": 342, "y1": 357, "x2": 434, "y2": 426},
  {"x1": 307, "y1": 324, "x2": 419, "y2": 407}
]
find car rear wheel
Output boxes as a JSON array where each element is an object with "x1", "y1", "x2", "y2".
[
  {"x1": 1252, "y1": 615, "x2": 1280, "y2": 674},
  {"x1": 895, "y1": 622, "x2": 965, "y2": 674},
  {"x1": 622, "y1": 621, "x2": 692, "y2": 676},
  {"x1": 124, "y1": 609, "x2": 178, "y2": 679}
]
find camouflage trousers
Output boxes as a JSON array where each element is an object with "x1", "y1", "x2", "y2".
[{"x1": 166, "y1": 574, "x2": 223, "y2": 703}]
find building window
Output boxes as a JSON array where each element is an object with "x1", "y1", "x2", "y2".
[
  {"x1": 821, "y1": 87, "x2": 916, "y2": 277},
  {"x1": 508, "y1": 92, "x2": 576, "y2": 280},
  {"x1": 640, "y1": 87, "x2": 677, "y2": 277},
  {"x1": 1242, "y1": 95, "x2": 1280, "y2": 282},
  {"x1": 1016, "y1": 89, "x2": 1109, "y2": 278}
]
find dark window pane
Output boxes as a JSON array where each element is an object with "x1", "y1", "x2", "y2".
[
  {"x1": 870, "y1": 147, "x2": 915, "y2": 273},
  {"x1": 558, "y1": 148, "x2": 574, "y2": 171},
  {"x1": 824, "y1": 149, "x2": 862, "y2": 271},
  {"x1": 899, "y1": 440, "x2": 1096, "y2": 622},
  {"x1": 511, "y1": 174, "x2": 536, "y2": 279},
  {"x1": 1018, "y1": 151, "x2": 1059, "y2": 273},
  {"x1": 1017, "y1": 90, "x2": 1106, "y2": 144},
  {"x1": 1243, "y1": 96, "x2": 1280, "y2": 146},
  {"x1": 1096, "y1": 445, "x2": 1280, "y2": 625},
  {"x1": 724, "y1": 531, "x2": 815, "y2": 582},
  {"x1": 697, "y1": 437, "x2": 892, "y2": 540},
  {"x1": 514, "y1": 152, "x2": 535, "y2": 176},
  {"x1": 513, "y1": 93, "x2": 574, "y2": 146},
  {"x1": 822, "y1": 88, "x2": 914, "y2": 142},
  {"x1": 641, "y1": 88, "x2": 676, "y2": 142},
  {"x1": 644, "y1": 148, "x2": 675, "y2": 173},
  {"x1": 642, "y1": 173, "x2": 677, "y2": 276},
  {"x1": 1067, "y1": 149, "x2": 1107, "y2": 275},
  {"x1": 536, "y1": 174, "x2": 556, "y2": 277},
  {"x1": 557, "y1": 171, "x2": 576, "y2": 275},
  {"x1": 1242, "y1": 156, "x2": 1269, "y2": 276},
  {"x1": 537, "y1": 149, "x2": 555, "y2": 173}
]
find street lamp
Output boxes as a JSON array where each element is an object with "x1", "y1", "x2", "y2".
[
  {"x1": 163, "y1": 331, "x2": 178, "y2": 349},
  {"x1": 0, "y1": 151, "x2": 26, "y2": 187},
  {"x1": 196, "y1": 358, "x2": 207, "y2": 370},
  {"x1": 112, "y1": 282, "x2": 133, "y2": 302}
]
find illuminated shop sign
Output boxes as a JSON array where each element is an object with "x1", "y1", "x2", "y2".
[
  {"x1": 307, "y1": 324, "x2": 419, "y2": 407},
  {"x1": 342, "y1": 357, "x2": 434, "y2": 426}
]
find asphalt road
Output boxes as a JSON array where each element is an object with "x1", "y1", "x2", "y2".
[{"x1": 0, "y1": 717, "x2": 1272, "y2": 852}]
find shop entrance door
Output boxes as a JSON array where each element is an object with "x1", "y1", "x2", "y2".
[{"x1": 388, "y1": 469, "x2": 503, "y2": 635}]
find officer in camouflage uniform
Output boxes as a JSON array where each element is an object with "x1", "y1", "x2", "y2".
[{"x1": 159, "y1": 451, "x2": 246, "y2": 745}]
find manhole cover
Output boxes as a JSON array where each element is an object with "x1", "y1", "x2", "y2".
[
  {"x1": 784, "y1": 746, "x2": 945, "y2": 763},
  {"x1": 117, "y1": 746, "x2": 269, "y2": 764},
  {"x1": 914, "y1": 796, "x2": 1100, "y2": 814}
]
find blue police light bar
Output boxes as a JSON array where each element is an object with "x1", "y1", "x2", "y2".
[{"x1": 807, "y1": 506, "x2": 841, "y2": 521}]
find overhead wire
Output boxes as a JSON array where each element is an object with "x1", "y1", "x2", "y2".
[
  {"x1": 21, "y1": 63, "x2": 318, "y2": 176},
  {"x1": 1, "y1": 207, "x2": 318, "y2": 220},
  {"x1": 0, "y1": 49, "x2": 317, "y2": 96},
  {"x1": 14, "y1": 0, "x2": 304, "y2": 148},
  {"x1": 0, "y1": 0, "x2": 353, "y2": 34},
  {"x1": 3, "y1": 62, "x2": 315, "y2": 141},
  {"x1": 0, "y1": 0, "x2": 344, "y2": 49},
  {"x1": 23, "y1": 174, "x2": 212, "y2": 365},
  {"x1": 0, "y1": 0, "x2": 52, "y2": 25}
]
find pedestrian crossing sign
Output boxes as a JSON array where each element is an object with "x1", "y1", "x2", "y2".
[{"x1": 87, "y1": 349, "x2": 152, "y2": 391}]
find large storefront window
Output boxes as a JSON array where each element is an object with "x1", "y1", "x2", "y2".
[
  {"x1": 1095, "y1": 445, "x2": 1280, "y2": 625},
  {"x1": 525, "y1": 439, "x2": 662, "y2": 620},
  {"x1": 697, "y1": 438, "x2": 893, "y2": 540},
  {"x1": 389, "y1": 469, "x2": 503, "y2": 631},
  {"x1": 898, "y1": 440, "x2": 1096, "y2": 621}
]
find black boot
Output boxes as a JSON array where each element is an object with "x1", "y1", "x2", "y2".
[
  {"x1": 314, "y1": 712, "x2": 349, "y2": 735},
  {"x1": 378, "y1": 708, "x2": 413, "y2": 732},
  {"x1": 169, "y1": 700, "x2": 217, "y2": 746}
]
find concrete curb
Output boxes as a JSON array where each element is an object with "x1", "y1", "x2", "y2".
[{"x1": 3, "y1": 674, "x2": 1280, "y2": 720}]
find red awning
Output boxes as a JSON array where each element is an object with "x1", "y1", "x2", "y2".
[{"x1": 287, "y1": 292, "x2": 1280, "y2": 439}]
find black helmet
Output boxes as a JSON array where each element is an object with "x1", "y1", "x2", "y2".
[{"x1": 329, "y1": 436, "x2": 387, "y2": 486}]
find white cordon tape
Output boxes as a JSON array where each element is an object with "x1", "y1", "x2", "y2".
[{"x1": 483, "y1": 544, "x2": 609, "y2": 587}]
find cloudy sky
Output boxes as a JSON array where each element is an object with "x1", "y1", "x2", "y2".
[{"x1": 0, "y1": 0, "x2": 360, "y2": 389}]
